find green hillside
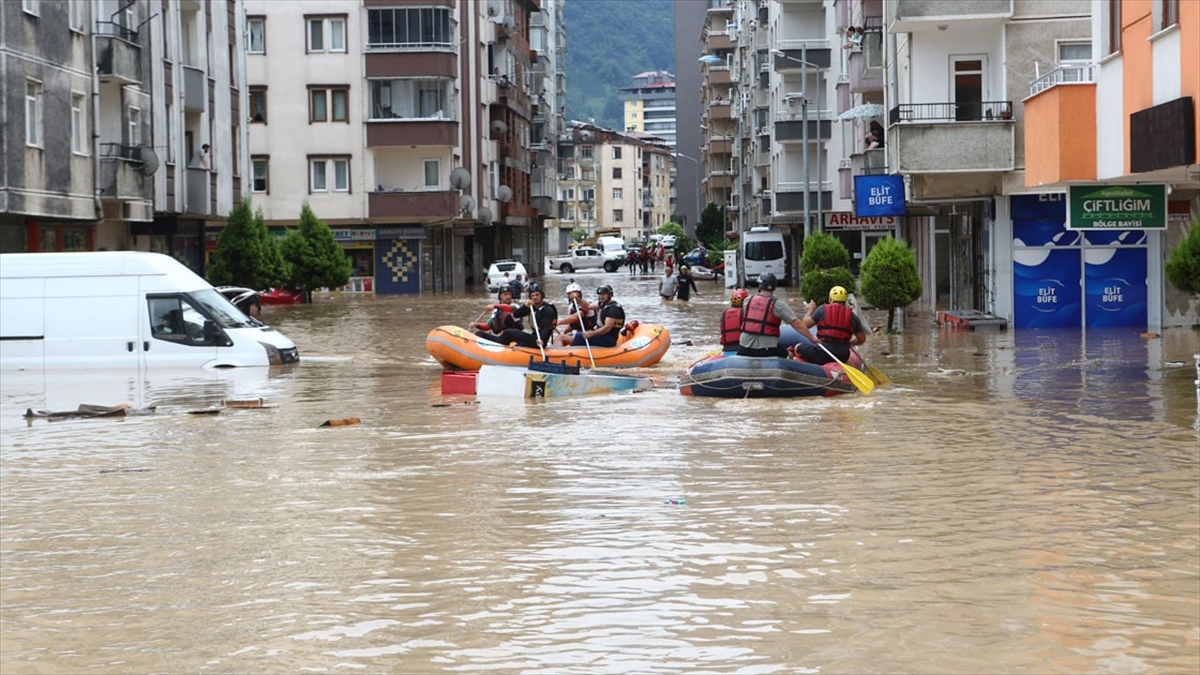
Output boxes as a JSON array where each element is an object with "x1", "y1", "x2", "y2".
[{"x1": 563, "y1": 0, "x2": 675, "y2": 130}]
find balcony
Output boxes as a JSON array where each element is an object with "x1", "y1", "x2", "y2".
[
  {"x1": 773, "y1": 42, "x2": 832, "y2": 71},
  {"x1": 98, "y1": 144, "x2": 149, "y2": 201},
  {"x1": 707, "y1": 138, "x2": 733, "y2": 155},
  {"x1": 849, "y1": 49, "x2": 883, "y2": 94},
  {"x1": 182, "y1": 65, "x2": 205, "y2": 113},
  {"x1": 368, "y1": 190, "x2": 458, "y2": 220},
  {"x1": 889, "y1": 102, "x2": 1015, "y2": 175},
  {"x1": 840, "y1": 149, "x2": 888, "y2": 200},
  {"x1": 775, "y1": 113, "x2": 832, "y2": 142},
  {"x1": 95, "y1": 24, "x2": 142, "y2": 85},
  {"x1": 774, "y1": 181, "x2": 834, "y2": 213},
  {"x1": 1024, "y1": 75, "x2": 1096, "y2": 187},
  {"x1": 366, "y1": 120, "x2": 458, "y2": 147},
  {"x1": 888, "y1": 0, "x2": 1012, "y2": 32},
  {"x1": 184, "y1": 168, "x2": 209, "y2": 215},
  {"x1": 709, "y1": 102, "x2": 732, "y2": 120},
  {"x1": 706, "y1": 31, "x2": 734, "y2": 52}
]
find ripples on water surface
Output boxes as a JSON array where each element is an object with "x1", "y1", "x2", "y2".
[{"x1": 2, "y1": 274, "x2": 1197, "y2": 674}]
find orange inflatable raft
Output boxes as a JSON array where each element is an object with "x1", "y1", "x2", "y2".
[{"x1": 425, "y1": 323, "x2": 672, "y2": 371}]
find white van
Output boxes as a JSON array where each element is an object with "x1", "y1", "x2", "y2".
[
  {"x1": 739, "y1": 227, "x2": 787, "y2": 286},
  {"x1": 0, "y1": 251, "x2": 299, "y2": 370},
  {"x1": 595, "y1": 235, "x2": 627, "y2": 264}
]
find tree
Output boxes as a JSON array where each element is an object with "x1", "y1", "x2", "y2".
[
  {"x1": 697, "y1": 202, "x2": 724, "y2": 248},
  {"x1": 206, "y1": 198, "x2": 287, "y2": 290},
  {"x1": 657, "y1": 222, "x2": 685, "y2": 238},
  {"x1": 799, "y1": 232, "x2": 856, "y2": 305},
  {"x1": 860, "y1": 236, "x2": 923, "y2": 332},
  {"x1": 1165, "y1": 216, "x2": 1200, "y2": 295},
  {"x1": 570, "y1": 228, "x2": 588, "y2": 244},
  {"x1": 278, "y1": 203, "x2": 352, "y2": 303}
]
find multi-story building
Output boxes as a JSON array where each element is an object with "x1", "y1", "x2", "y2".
[
  {"x1": 673, "y1": 0, "x2": 711, "y2": 233},
  {"x1": 619, "y1": 71, "x2": 678, "y2": 147},
  {"x1": 1, "y1": 0, "x2": 247, "y2": 272},
  {"x1": 700, "y1": 5, "x2": 736, "y2": 234},
  {"x1": 531, "y1": 0, "x2": 567, "y2": 258},
  {"x1": 1022, "y1": 0, "x2": 1197, "y2": 329},
  {"x1": 245, "y1": 0, "x2": 551, "y2": 294},
  {"x1": 555, "y1": 122, "x2": 673, "y2": 249}
]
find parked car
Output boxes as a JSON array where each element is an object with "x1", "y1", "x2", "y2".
[
  {"x1": 682, "y1": 246, "x2": 708, "y2": 267},
  {"x1": 216, "y1": 286, "x2": 264, "y2": 321},
  {"x1": 486, "y1": 260, "x2": 529, "y2": 292},
  {"x1": 548, "y1": 247, "x2": 617, "y2": 274}
]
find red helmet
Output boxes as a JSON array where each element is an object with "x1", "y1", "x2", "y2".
[{"x1": 730, "y1": 288, "x2": 749, "y2": 307}]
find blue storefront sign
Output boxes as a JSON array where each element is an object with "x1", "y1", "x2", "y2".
[
  {"x1": 853, "y1": 175, "x2": 906, "y2": 217},
  {"x1": 1011, "y1": 194, "x2": 1148, "y2": 329}
]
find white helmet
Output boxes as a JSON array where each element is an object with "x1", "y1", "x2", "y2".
[{"x1": 566, "y1": 282, "x2": 582, "y2": 295}]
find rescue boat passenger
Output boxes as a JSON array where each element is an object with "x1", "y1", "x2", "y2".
[
  {"x1": 794, "y1": 285, "x2": 868, "y2": 365},
  {"x1": 719, "y1": 288, "x2": 749, "y2": 351},
  {"x1": 736, "y1": 273, "x2": 811, "y2": 358},
  {"x1": 572, "y1": 285, "x2": 624, "y2": 348}
]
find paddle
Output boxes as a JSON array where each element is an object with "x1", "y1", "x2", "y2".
[
  {"x1": 852, "y1": 346, "x2": 891, "y2": 386},
  {"x1": 815, "y1": 342, "x2": 874, "y2": 395},
  {"x1": 469, "y1": 308, "x2": 489, "y2": 331},
  {"x1": 572, "y1": 299, "x2": 596, "y2": 368},
  {"x1": 530, "y1": 302, "x2": 548, "y2": 363}
]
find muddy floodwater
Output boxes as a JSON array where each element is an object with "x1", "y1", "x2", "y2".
[{"x1": 2, "y1": 272, "x2": 1198, "y2": 674}]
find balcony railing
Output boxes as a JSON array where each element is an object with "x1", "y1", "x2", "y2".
[
  {"x1": 889, "y1": 100, "x2": 1013, "y2": 124},
  {"x1": 1029, "y1": 64, "x2": 1095, "y2": 97}
]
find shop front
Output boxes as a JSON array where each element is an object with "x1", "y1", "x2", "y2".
[
  {"x1": 375, "y1": 226, "x2": 425, "y2": 295},
  {"x1": 332, "y1": 228, "x2": 376, "y2": 293}
]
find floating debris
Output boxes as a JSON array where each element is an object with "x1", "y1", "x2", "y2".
[
  {"x1": 320, "y1": 417, "x2": 361, "y2": 427},
  {"x1": 24, "y1": 404, "x2": 156, "y2": 421}
]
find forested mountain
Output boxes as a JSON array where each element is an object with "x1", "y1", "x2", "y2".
[{"x1": 563, "y1": 0, "x2": 674, "y2": 130}]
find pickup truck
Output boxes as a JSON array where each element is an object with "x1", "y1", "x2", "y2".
[{"x1": 548, "y1": 247, "x2": 619, "y2": 274}]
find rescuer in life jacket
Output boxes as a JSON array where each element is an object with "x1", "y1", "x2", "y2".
[
  {"x1": 794, "y1": 285, "x2": 869, "y2": 365},
  {"x1": 572, "y1": 285, "x2": 625, "y2": 348},
  {"x1": 719, "y1": 288, "x2": 749, "y2": 351},
  {"x1": 479, "y1": 283, "x2": 558, "y2": 348},
  {"x1": 555, "y1": 281, "x2": 598, "y2": 346},
  {"x1": 736, "y1": 273, "x2": 815, "y2": 358},
  {"x1": 473, "y1": 285, "x2": 523, "y2": 339}
]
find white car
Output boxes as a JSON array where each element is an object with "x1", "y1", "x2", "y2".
[{"x1": 485, "y1": 260, "x2": 529, "y2": 291}]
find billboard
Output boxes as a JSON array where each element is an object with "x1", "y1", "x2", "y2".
[{"x1": 1067, "y1": 184, "x2": 1167, "y2": 230}]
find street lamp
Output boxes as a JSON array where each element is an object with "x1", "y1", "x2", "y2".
[
  {"x1": 674, "y1": 152, "x2": 701, "y2": 233},
  {"x1": 771, "y1": 48, "x2": 823, "y2": 238}
]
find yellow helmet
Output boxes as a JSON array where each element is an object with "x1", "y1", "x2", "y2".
[{"x1": 829, "y1": 286, "x2": 848, "y2": 302}]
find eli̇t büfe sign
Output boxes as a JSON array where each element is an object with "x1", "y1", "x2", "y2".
[
  {"x1": 1067, "y1": 184, "x2": 1166, "y2": 230},
  {"x1": 853, "y1": 174, "x2": 906, "y2": 218}
]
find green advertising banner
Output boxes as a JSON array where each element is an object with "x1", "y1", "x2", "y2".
[{"x1": 1067, "y1": 184, "x2": 1167, "y2": 229}]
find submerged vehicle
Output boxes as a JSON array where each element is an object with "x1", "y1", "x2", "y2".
[{"x1": 0, "y1": 251, "x2": 299, "y2": 370}]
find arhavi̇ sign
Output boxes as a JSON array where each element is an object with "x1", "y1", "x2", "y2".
[
  {"x1": 824, "y1": 213, "x2": 896, "y2": 230},
  {"x1": 853, "y1": 174, "x2": 906, "y2": 217},
  {"x1": 1067, "y1": 184, "x2": 1166, "y2": 229}
]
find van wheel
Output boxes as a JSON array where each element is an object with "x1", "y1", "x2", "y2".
[
  {"x1": 603, "y1": 261, "x2": 617, "y2": 273},
  {"x1": 560, "y1": 264, "x2": 574, "y2": 274}
]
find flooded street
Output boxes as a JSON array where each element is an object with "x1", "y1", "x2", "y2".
[{"x1": 2, "y1": 272, "x2": 1198, "y2": 674}]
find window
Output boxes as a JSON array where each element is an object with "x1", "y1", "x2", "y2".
[
  {"x1": 367, "y1": 7, "x2": 453, "y2": 50},
  {"x1": 249, "y1": 87, "x2": 267, "y2": 123},
  {"x1": 1107, "y1": 0, "x2": 1122, "y2": 55},
  {"x1": 247, "y1": 17, "x2": 265, "y2": 53},
  {"x1": 1157, "y1": 0, "x2": 1179, "y2": 31},
  {"x1": 25, "y1": 80, "x2": 41, "y2": 147},
  {"x1": 369, "y1": 78, "x2": 452, "y2": 119},
  {"x1": 310, "y1": 157, "x2": 350, "y2": 192},
  {"x1": 562, "y1": 187, "x2": 575, "y2": 200},
  {"x1": 71, "y1": 93, "x2": 86, "y2": 154},
  {"x1": 69, "y1": 0, "x2": 85, "y2": 31},
  {"x1": 612, "y1": 188, "x2": 623, "y2": 201},
  {"x1": 307, "y1": 16, "x2": 346, "y2": 53},
  {"x1": 251, "y1": 157, "x2": 269, "y2": 193},
  {"x1": 22, "y1": 0, "x2": 38, "y2": 16},
  {"x1": 612, "y1": 167, "x2": 622, "y2": 180},
  {"x1": 612, "y1": 147, "x2": 622, "y2": 159},
  {"x1": 951, "y1": 57, "x2": 984, "y2": 121},
  {"x1": 423, "y1": 159, "x2": 440, "y2": 188},
  {"x1": 128, "y1": 107, "x2": 141, "y2": 146},
  {"x1": 310, "y1": 87, "x2": 349, "y2": 122},
  {"x1": 613, "y1": 209, "x2": 624, "y2": 222},
  {"x1": 580, "y1": 146, "x2": 593, "y2": 159}
]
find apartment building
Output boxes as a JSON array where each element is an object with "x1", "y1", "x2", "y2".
[
  {"x1": 245, "y1": 0, "x2": 554, "y2": 294},
  {"x1": 700, "y1": 5, "x2": 736, "y2": 234},
  {"x1": 554, "y1": 122, "x2": 673, "y2": 250},
  {"x1": 619, "y1": 71, "x2": 678, "y2": 148},
  {"x1": 1, "y1": 0, "x2": 247, "y2": 272},
  {"x1": 674, "y1": 0, "x2": 711, "y2": 233},
  {"x1": 1022, "y1": 0, "x2": 1197, "y2": 329}
]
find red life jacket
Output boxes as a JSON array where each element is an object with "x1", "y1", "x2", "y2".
[
  {"x1": 720, "y1": 307, "x2": 742, "y2": 347},
  {"x1": 740, "y1": 294, "x2": 780, "y2": 337},
  {"x1": 817, "y1": 302, "x2": 854, "y2": 343}
]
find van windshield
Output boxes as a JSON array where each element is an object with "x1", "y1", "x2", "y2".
[
  {"x1": 190, "y1": 288, "x2": 257, "y2": 328},
  {"x1": 745, "y1": 240, "x2": 784, "y2": 261}
]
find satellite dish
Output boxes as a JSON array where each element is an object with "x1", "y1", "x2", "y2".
[
  {"x1": 503, "y1": 15, "x2": 515, "y2": 31},
  {"x1": 486, "y1": 0, "x2": 503, "y2": 20},
  {"x1": 496, "y1": 185, "x2": 513, "y2": 203},
  {"x1": 450, "y1": 167, "x2": 472, "y2": 190},
  {"x1": 477, "y1": 206, "x2": 493, "y2": 224},
  {"x1": 580, "y1": 130, "x2": 593, "y2": 141},
  {"x1": 137, "y1": 146, "x2": 159, "y2": 175},
  {"x1": 490, "y1": 120, "x2": 508, "y2": 135},
  {"x1": 459, "y1": 194, "x2": 476, "y2": 214}
]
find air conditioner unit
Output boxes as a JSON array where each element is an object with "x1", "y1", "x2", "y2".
[{"x1": 838, "y1": 158, "x2": 851, "y2": 169}]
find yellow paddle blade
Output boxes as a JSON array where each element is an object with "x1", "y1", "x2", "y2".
[
  {"x1": 841, "y1": 360, "x2": 875, "y2": 395},
  {"x1": 865, "y1": 363, "x2": 891, "y2": 386}
]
